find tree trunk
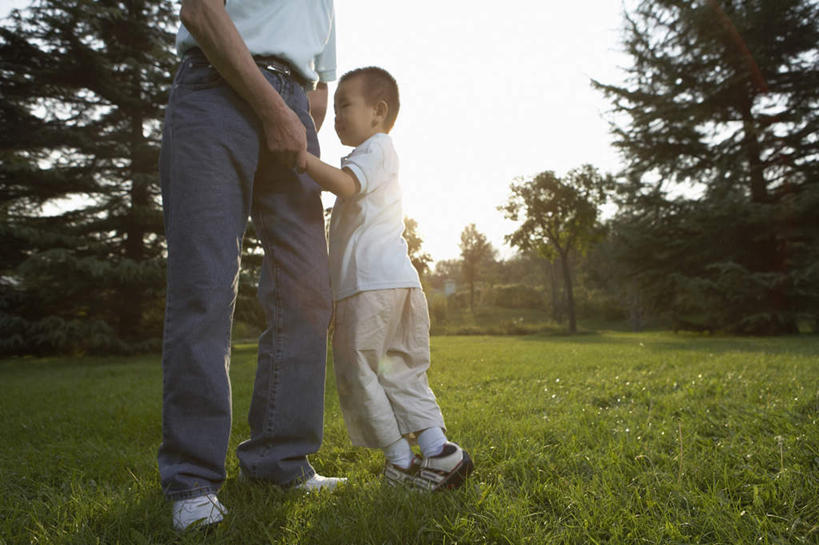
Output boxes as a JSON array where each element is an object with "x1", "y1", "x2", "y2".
[
  {"x1": 120, "y1": 60, "x2": 148, "y2": 339},
  {"x1": 469, "y1": 278, "x2": 475, "y2": 314},
  {"x1": 740, "y1": 100, "x2": 767, "y2": 204},
  {"x1": 739, "y1": 99, "x2": 797, "y2": 333},
  {"x1": 547, "y1": 259, "x2": 560, "y2": 321},
  {"x1": 559, "y1": 250, "x2": 576, "y2": 333},
  {"x1": 629, "y1": 286, "x2": 643, "y2": 332}
]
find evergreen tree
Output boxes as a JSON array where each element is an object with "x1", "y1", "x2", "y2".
[
  {"x1": 594, "y1": 0, "x2": 819, "y2": 334},
  {"x1": 0, "y1": 0, "x2": 177, "y2": 353}
]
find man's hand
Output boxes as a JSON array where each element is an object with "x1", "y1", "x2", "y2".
[
  {"x1": 262, "y1": 104, "x2": 308, "y2": 171},
  {"x1": 180, "y1": 0, "x2": 310, "y2": 171}
]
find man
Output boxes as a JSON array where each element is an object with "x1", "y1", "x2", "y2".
[{"x1": 158, "y1": 0, "x2": 342, "y2": 531}]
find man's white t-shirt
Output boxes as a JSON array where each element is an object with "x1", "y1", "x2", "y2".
[{"x1": 328, "y1": 133, "x2": 421, "y2": 301}]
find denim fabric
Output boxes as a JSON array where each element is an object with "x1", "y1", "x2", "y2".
[{"x1": 158, "y1": 55, "x2": 332, "y2": 500}]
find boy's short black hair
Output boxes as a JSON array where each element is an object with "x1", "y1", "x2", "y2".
[{"x1": 340, "y1": 66, "x2": 400, "y2": 132}]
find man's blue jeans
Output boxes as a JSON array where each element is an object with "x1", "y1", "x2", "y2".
[{"x1": 157, "y1": 54, "x2": 332, "y2": 501}]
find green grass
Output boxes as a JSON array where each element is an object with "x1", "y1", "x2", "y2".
[{"x1": 2, "y1": 332, "x2": 818, "y2": 544}]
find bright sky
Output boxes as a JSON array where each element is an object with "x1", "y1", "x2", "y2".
[
  {"x1": 1, "y1": 0, "x2": 631, "y2": 263},
  {"x1": 324, "y1": 2, "x2": 631, "y2": 262}
]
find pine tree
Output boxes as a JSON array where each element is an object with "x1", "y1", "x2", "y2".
[
  {"x1": 594, "y1": 0, "x2": 819, "y2": 334},
  {"x1": 0, "y1": 0, "x2": 177, "y2": 353}
]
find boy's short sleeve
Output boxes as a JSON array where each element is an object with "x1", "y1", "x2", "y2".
[{"x1": 340, "y1": 137, "x2": 386, "y2": 195}]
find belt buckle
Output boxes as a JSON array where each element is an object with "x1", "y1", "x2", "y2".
[{"x1": 265, "y1": 61, "x2": 290, "y2": 77}]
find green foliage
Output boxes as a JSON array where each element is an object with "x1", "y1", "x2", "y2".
[
  {"x1": 594, "y1": 0, "x2": 818, "y2": 195},
  {"x1": 403, "y1": 216, "x2": 432, "y2": 279},
  {"x1": 1, "y1": 334, "x2": 816, "y2": 543},
  {"x1": 489, "y1": 283, "x2": 545, "y2": 310},
  {"x1": 425, "y1": 258, "x2": 461, "y2": 291},
  {"x1": 426, "y1": 252, "x2": 634, "y2": 332},
  {"x1": 459, "y1": 223, "x2": 495, "y2": 313},
  {"x1": 603, "y1": 185, "x2": 819, "y2": 334},
  {"x1": 429, "y1": 305, "x2": 561, "y2": 336},
  {"x1": 500, "y1": 165, "x2": 610, "y2": 333},
  {"x1": 500, "y1": 166, "x2": 608, "y2": 259},
  {"x1": 593, "y1": 0, "x2": 819, "y2": 334},
  {"x1": 0, "y1": 0, "x2": 178, "y2": 354}
]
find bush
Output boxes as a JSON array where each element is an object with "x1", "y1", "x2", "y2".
[
  {"x1": 427, "y1": 292, "x2": 449, "y2": 326},
  {"x1": 490, "y1": 284, "x2": 545, "y2": 310},
  {"x1": 574, "y1": 285, "x2": 627, "y2": 322}
]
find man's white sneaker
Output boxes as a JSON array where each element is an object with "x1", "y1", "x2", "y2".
[
  {"x1": 294, "y1": 473, "x2": 347, "y2": 493},
  {"x1": 172, "y1": 493, "x2": 227, "y2": 531}
]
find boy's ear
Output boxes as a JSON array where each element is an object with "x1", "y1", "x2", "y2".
[{"x1": 374, "y1": 100, "x2": 389, "y2": 124}]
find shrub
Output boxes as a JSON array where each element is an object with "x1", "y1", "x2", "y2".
[{"x1": 490, "y1": 284, "x2": 545, "y2": 309}]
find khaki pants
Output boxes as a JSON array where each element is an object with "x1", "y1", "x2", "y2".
[{"x1": 332, "y1": 288, "x2": 445, "y2": 448}]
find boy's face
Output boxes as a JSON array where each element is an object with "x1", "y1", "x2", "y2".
[{"x1": 334, "y1": 76, "x2": 382, "y2": 147}]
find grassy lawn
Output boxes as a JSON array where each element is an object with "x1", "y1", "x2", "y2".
[{"x1": 1, "y1": 332, "x2": 817, "y2": 544}]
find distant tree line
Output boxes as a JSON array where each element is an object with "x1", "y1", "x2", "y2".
[
  {"x1": 1, "y1": 0, "x2": 816, "y2": 355},
  {"x1": 430, "y1": 0, "x2": 819, "y2": 335}
]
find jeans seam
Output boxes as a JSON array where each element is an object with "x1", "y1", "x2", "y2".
[{"x1": 257, "y1": 210, "x2": 283, "y2": 463}]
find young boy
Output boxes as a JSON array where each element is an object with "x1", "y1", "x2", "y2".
[{"x1": 303, "y1": 67, "x2": 473, "y2": 490}]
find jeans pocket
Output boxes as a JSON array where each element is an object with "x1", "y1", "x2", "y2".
[{"x1": 176, "y1": 58, "x2": 223, "y2": 91}]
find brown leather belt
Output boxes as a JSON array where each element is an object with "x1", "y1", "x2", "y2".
[{"x1": 185, "y1": 47, "x2": 309, "y2": 88}]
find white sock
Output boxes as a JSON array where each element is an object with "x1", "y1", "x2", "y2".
[
  {"x1": 417, "y1": 427, "x2": 448, "y2": 458},
  {"x1": 382, "y1": 437, "x2": 414, "y2": 469}
]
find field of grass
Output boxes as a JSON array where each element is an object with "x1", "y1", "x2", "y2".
[{"x1": 1, "y1": 332, "x2": 817, "y2": 544}]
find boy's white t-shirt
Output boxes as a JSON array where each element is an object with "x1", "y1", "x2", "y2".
[{"x1": 328, "y1": 133, "x2": 421, "y2": 301}]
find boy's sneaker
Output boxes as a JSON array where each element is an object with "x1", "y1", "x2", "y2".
[
  {"x1": 416, "y1": 442, "x2": 474, "y2": 491},
  {"x1": 294, "y1": 473, "x2": 347, "y2": 493},
  {"x1": 172, "y1": 493, "x2": 226, "y2": 531},
  {"x1": 384, "y1": 443, "x2": 474, "y2": 491},
  {"x1": 384, "y1": 455, "x2": 424, "y2": 487}
]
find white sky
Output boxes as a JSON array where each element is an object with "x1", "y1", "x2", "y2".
[{"x1": 1, "y1": 0, "x2": 632, "y2": 263}]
